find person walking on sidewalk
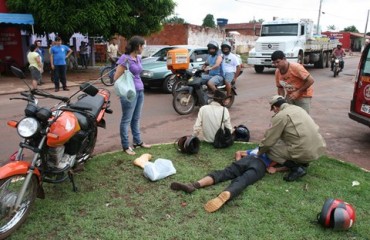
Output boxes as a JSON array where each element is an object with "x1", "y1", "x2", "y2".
[
  {"x1": 34, "y1": 40, "x2": 45, "y2": 85},
  {"x1": 170, "y1": 147, "x2": 287, "y2": 213},
  {"x1": 50, "y1": 36, "x2": 73, "y2": 92}
]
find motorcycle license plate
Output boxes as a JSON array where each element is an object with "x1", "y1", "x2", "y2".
[{"x1": 361, "y1": 104, "x2": 370, "y2": 114}]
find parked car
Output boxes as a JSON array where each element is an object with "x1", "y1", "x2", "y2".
[
  {"x1": 348, "y1": 43, "x2": 370, "y2": 127},
  {"x1": 141, "y1": 45, "x2": 208, "y2": 93},
  {"x1": 141, "y1": 45, "x2": 171, "y2": 64}
]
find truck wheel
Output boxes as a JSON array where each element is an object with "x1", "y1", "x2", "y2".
[
  {"x1": 254, "y1": 65, "x2": 264, "y2": 73},
  {"x1": 298, "y1": 52, "x2": 304, "y2": 64},
  {"x1": 318, "y1": 52, "x2": 325, "y2": 69},
  {"x1": 325, "y1": 52, "x2": 330, "y2": 68}
]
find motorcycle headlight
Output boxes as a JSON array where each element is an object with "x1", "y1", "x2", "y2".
[
  {"x1": 141, "y1": 70, "x2": 154, "y2": 78},
  {"x1": 335, "y1": 59, "x2": 339, "y2": 63},
  {"x1": 17, "y1": 117, "x2": 40, "y2": 138}
]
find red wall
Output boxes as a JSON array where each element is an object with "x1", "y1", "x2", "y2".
[
  {"x1": 0, "y1": 0, "x2": 26, "y2": 71},
  {"x1": 145, "y1": 24, "x2": 188, "y2": 45},
  {"x1": 321, "y1": 31, "x2": 351, "y2": 50}
]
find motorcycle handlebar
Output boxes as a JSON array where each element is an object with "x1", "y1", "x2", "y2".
[{"x1": 31, "y1": 90, "x2": 70, "y2": 102}]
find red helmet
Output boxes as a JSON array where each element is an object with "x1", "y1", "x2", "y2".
[{"x1": 317, "y1": 198, "x2": 356, "y2": 230}]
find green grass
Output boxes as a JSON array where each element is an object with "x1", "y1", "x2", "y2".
[{"x1": 9, "y1": 142, "x2": 370, "y2": 240}]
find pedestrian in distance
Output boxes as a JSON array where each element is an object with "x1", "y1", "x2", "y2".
[
  {"x1": 27, "y1": 44, "x2": 43, "y2": 90},
  {"x1": 50, "y1": 36, "x2": 73, "y2": 92}
]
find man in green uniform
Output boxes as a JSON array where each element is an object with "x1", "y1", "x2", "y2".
[{"x1": 258, "y1": 95, "x2": 326, "y2": 181}]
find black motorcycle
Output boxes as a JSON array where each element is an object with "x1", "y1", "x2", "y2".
[{"x1": 172, "y1": 70, "x2": 237, "y2": 115}]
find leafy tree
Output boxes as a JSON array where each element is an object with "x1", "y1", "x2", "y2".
[
  {"x1": 342, "y1": 25, "x2": 359, "y2": 33},
  {"x1": 202, "y1": 14, "x2": 216, "y2": 28},
  {"x1": 6, "y1": 0, "x2": 176, "y2": 40},
  {"x1": 163, "y1": 16, "x2": 186, "y2": 24},
  {"x1": 327, "y1": 25, "x2": 336, "y2": 31}
]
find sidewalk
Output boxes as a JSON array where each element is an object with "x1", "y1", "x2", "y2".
[{"x1": 0, "y1": 67, "x2": 102, "y2": 95}]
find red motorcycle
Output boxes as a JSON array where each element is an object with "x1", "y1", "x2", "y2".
[{"x1": 0, "y1": 66, "x2": 112, "y2": 238}]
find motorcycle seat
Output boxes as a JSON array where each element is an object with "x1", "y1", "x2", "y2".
[{"x1": 74, "y1": 94, "x2": 105, "y2": 118}]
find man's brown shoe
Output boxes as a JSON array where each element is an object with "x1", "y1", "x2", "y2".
[{"x1": 204, "y1": 191, "x2": 231, "y2": 213}]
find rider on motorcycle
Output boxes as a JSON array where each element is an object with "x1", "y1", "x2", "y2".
[
  {"x1": 201, "y1": 40, "x2": 223, "y2": 93},
  {"x1": 331, "y1": 43, "x2": 345, "y2": 71},
  {"x1": 221, "y1": 40, "x2": 241, "y2": 100}
]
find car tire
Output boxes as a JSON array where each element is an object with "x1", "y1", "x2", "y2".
[{"x1": 162, "y1": 75, "x2": 176, "y2": 93}]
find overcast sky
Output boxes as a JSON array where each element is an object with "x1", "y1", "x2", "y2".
[{"x1": 173, "y1": 0, "x2": 369, "y2": 33}]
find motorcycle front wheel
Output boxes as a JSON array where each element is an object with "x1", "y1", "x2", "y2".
[
  {"x1": 0, "y1": 175, "x2": 38, "y2": 239},
  {"x1": 173, "y1": 91, "x2": 196, "y2": 115},
  {"x1": 333, "y1": 66, "x2": 338, "y2": 77}
]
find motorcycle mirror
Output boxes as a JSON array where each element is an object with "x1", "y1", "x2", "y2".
[
  {"x1": 10, "y1": 66, "x2": 32, "y2": 91},
  {"x1": 80, "y1": 82, "x2": 98, "y2": 96}
]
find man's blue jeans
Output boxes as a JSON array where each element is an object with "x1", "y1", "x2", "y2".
[
  {"x1": 53, "y1": 65, "x2": 67, "y2": 89},
  {"x1": 119, "y1": 90, "x2": 144, "y2": 149}
]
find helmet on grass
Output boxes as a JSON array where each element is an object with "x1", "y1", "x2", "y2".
[
  {"x1": 317, "y1": 198, "x2": 356, "y2": 230},
  {"x1": 233, "y1": 125, "x2": 250, "y2": 142},
  {"x1": 175, "y1": 135, "x2": 200, "y2": 154}
]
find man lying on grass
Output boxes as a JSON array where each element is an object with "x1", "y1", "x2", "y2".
[{"x1": 170, "y1": 148, "x2": 287, "y2": 213}]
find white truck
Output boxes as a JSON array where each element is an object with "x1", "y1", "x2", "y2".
[{"x1": 248, "y1": 18, "x2": 339, "y2": 73}]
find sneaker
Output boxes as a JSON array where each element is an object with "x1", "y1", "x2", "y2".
[
  {"x1": 55, "y1": 89, "x2": 59, "y2": 92},
  {"x1": 63, "y1": 88, "x2": 70, "y2": 91}
]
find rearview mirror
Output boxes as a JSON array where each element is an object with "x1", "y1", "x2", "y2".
[{"x1": 10, "y1": 66, "x2": 25, "y2": 79}]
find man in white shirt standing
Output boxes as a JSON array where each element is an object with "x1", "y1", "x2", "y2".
[
  {"x1": 107, "y1": 37, "x2": 121, "y2": 78},
  {"x1": 193, "y1": 90, "x2": 232, "y2": 143},
  {"x1": 221, "y1": 41, "x2": 241, "y2": 104}
]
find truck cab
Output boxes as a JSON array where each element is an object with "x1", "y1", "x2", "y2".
[{"x1": 348, "y1": 43, "x2": 370, "y2": 127}]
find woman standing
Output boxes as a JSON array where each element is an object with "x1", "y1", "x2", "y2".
[
  {"x1": 114, "y1": 36, "x2": 151, "y2": 155},
  {"x1": 27, "y1": 44, "x2": 43, "y2": 90}
]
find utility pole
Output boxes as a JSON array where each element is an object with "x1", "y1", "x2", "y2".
[
  {"x1": 316, "y1": 0, "x2": 323, "y2": 35},
  {"x1": 363, "y1": 9, "x2": 370, "y2": 52}
]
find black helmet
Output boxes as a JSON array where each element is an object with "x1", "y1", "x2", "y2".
[
  {"x1": 233, "y1": 125, "x2": 250, "y2": 142},
  {"x1": 317, "y1": 198, "x2": 356, "y2": 230},
  {"x1": 174, "y1": 135, "x2": 200, "y2": 154},
  {"x1": 207, "y1": 40, "x2": 219, "y2": 51}
]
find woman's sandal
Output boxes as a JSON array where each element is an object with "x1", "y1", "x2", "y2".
[
  {"x1": 124, "y1": 147, "x2": 136, "y2": 156},
  {"x1": 133, "y1": 142, "x2": 152, "y2": 149}
]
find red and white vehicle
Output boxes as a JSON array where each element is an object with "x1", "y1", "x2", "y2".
[{"x1": 348, "y1": 43, "x2": 370, "y2": 127}]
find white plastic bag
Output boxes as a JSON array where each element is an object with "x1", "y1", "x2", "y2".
[
  {"x1": 114, "y1": 68, "x2": 136, "y2": 102},
  {"x1": 143, "y1": 158, "x2": 176, "y2": 181}
]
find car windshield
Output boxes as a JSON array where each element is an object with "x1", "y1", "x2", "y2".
[
  {"x1": 261, "y1": 24, "x2": 298, "y2": 36},
  {"x1": 362, "y1": 47, "x2": 370, "y2": 76}
]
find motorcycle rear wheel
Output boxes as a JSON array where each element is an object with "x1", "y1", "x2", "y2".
[
  {"x1": 172, "y1": 79, "x2": 187, "y2": 96},
  {"x1": 77, "y1": 126, "x2": 98, "y2": 163},
  {"x1": 173, "y1": 91, "x2": 196, "y2": 115},
  {"x1": 0, "y1": 175, "x2": 38, "y2": 239},
  {"x1": 222, "y1": 92, "x2": 235, "y2": 108}
]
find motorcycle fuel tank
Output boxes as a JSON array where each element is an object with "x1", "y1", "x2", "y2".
[{"x1": 47, "y1": 111, "x2": 81, "y2": 147}]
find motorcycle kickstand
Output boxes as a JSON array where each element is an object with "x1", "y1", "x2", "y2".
[{"x1": 68, "y1": 171, "x2": 78, "y2": 192}]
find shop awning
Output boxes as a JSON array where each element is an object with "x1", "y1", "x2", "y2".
[
  {"x1": 0, "y1": 13, "x2": 34, "y2": 34},
  {"x1": 0, "y1": 13, "x2": 34, "y2": 25}
]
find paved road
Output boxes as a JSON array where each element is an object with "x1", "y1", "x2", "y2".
[{"x1": 1, "y1": 56, "x2": 369, "y2": 170}]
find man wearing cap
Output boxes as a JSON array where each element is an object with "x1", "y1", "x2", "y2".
[
  {"x1": 258, "y1": 95, "x2": 326, "y2": 181},
  {"x1": 271, "y1": 50, "x2": 315, "y2": 114},
  {"x1": 331, "y1": 43, "x2": 345, "y2": 71},
  {"x1": 192, "y1": 90, "x2": 232, "y2": 143}
]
